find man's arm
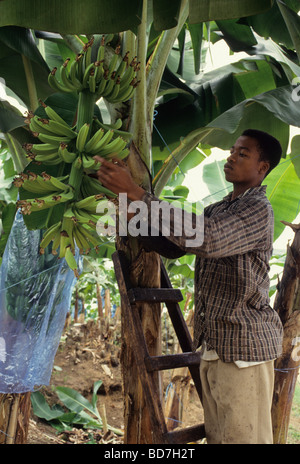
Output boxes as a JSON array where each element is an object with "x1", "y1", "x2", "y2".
[{"x1": 95, "y1": 157, "x2": 273, "y2": 259}]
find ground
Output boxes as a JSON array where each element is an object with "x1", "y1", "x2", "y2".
[
  {"x1": 27, "y1": 317, "x2": 204, "y2": 445},
  {"x1": 27, "y1": 319, "x2": 300, "y2": 445}
]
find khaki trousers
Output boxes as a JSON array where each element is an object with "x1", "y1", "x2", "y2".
[{"x1": 200, "y1": 359, "x2": 274, "y2": 444}]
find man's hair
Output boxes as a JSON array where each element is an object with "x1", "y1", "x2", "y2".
[{"x1": 242, "y1": 129, "x2": 282, "y2": 176}]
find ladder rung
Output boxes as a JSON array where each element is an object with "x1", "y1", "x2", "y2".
[
  {"x1": 128, "y1": 287, "x2": 183, "y2": 304},
  {"x1": 145, "y1": 351, "x2": 201, "y2": 372},
  {"x1": 164, "y1": 423, "x2": 205, "y2": 444}
]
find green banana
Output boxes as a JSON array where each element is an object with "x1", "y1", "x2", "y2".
[
  {"x1": 51, "y1": 229, "x2": 61, "y2": 255},
  {"x1": 39, "y1": 101, "x2": 69, "y2": 127},
  {"x1": 75, "y1": 194, "x2": 105, "y2": 212},
  {"x1": 105, "y1": 76, "x2": 121, "y2": 101},
  {"x1": 111, "y1": 81, "x2": 135, "y2": 103},
  {"x1": 93, "y1": 135, "x2": 127, "y2": 157},
  {"x1": 34, "y1": 152, "x2": 62, "y2": 165},
  {"x1": 77, "y1": 223, "x2": 100, "y2": 248},
  {"x1": 43, "y1": 119, "x2": 77, "y2": 138},
  {"x1": 96, "y1": 68, "x2": 110, "y2": 96},
  {"x1": 76, "y1": 123, "x2": 90, "y2": 152},
  {"x1": 59, "y1": 230, "x2": 72, "y2": 259},
  {"x1": 96, "y1": 35, "x2": 106, "y2": 63},
  {"x1": 106, "y1": 147, "x2": 129, "y2": 160},
  {"x1": 27, "y1": 143, "x2": 59, "y2": 156},
  {"x1": 58, "y1": 143, "x2": 77, "y2": 163},
  {"x1": 69, "y1": 57, "x2": 84, "y2": 91},
  {"x1": 87, "y1": 129, "x2": 114, "y2": 155},
  {"x1": 60, "y1": 58, "x2": 78, "y2": 92},
  {"x1": 94, "y1": 118, "x2": 133, "y2": 141},
  {"x1": 65, "y1": 246, "x2": 79, "y2": 278},
  {"x1": 29, "y1": 116, "x2": 60, "y2": 136},
  {"x1": 37, "y1": 133, "x2": 73, "y2": 146},
  {"x1": 41, "y1": 171, "x2": 70, "y2": 191},
  {"x1": 84, "y1": 128, "x2": 105, "y2": 152},
  {"x1": 39, "y1": 221, "x2": 62, "y2": 250},
  {"x1": 115, "y1": 52, "x2": 129, "y2": 79},
  {"x1": 82, "y1": 62, "x2": 96, "y2": 88},
  {"x1": 89, "y1": 70, "x2": 96, "y2": 93},
  {"x1": 102, "y1": 72, "x2": 116, "y2": 97},
  {"x1": 118, "y1": 58, "x2": 136, "y2": 90},
  {"x1": 74, "y1": 207, "x2": 97, "y2": 227},
  {"x1": 82, "y1": 175, "x2": 117, "y2": 198},
  {"x1": 48, "y1": 67, "x2": 74, "y2": 94},
  {"x1": 82, "y1": 153, "x2": 100, "y2": 169},
  {"x1": 107, "y1": 45, "x2": 121, "y2": 78},
  {"x1": 74, "y1": 225, "x2": 91, "y2": 252},
  {"x1": 17, "y1": 189, "x2": 74, "y2": 214}
]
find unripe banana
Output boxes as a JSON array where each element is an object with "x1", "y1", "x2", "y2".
[
  {"x1": 39, "y1": 101, "x2": 70, "y2": 127},
  {"x1": 29, "y1": 143, "x2": 59, "y2": 156},
  {"x1": 58, "y1": 143, "x2": 77, "y2": 163},
  {"x1": 86, "y1": 129, "x2": 114, "y2": 155},
  {"x1": 43, "y1": 119, "x2": 77, "y2": 138},
  {"x1": 65, "y1": 246, "x2": 79, "y2": 278},
  {"x1": 39, "y1": 221, "x2": 62, "y2": 250},
  {"x1": 93, "y1": 135, "x2": 127, "y2": 157},
  {"x1": 84, "y1": 128, "x2": 105, "y2": 152},
  {"x1": 74, "y1": 225, "x2": 91, "y2": 253},
  {"x1": 48, "y1": 67, "x2": 74, "y2": 94},
  {"x1": 60, "y1": 58, "x2": 78, "y2": 92},
  {"x1": 37, "y1": 133, "x2": 73, "y2": 146},
  {"x1": 41, "y1": 171, "x2": 70, "y2": 191},
  {"x1": 76, "y1": 123, "x2": 90, "y2": 152},
  {"x1": 75, "y1": 194, "x2": 105, "y2": 211}
]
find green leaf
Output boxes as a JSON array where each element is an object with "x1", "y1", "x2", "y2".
[
  {"x1": 92, "y1": 380, "x2": 103, "y2": 409},
  {"x1": 31, "y1": 391, "x2": 66, "y2": 421},
  {"x1": 188, "y1": 0, "x2": 273, "y2": 23},
  {"x1": 263, "y1": 155, "x2": 300, "y2": 240},
  {"x1": 0, "y1": 0, "x2": 144, "y2": 34},
  {"x1": 55, "y1": 386, "x2": 101, "y2": 420},
  {"x1": 0, "y1": 26, "x2": 53, "y2": 107},
  {"x1": 215, "y1": 18, "x2": 258, "y2": 52},
  {"x1": 0, "y1": 203, "x2": 17, "y2": 258},
  {"x1": 290, "y1": 134, "x2": 300, "y2": 177},
  {"x1": 0, "y1": 0, "x2": 274, "y2": 34}
]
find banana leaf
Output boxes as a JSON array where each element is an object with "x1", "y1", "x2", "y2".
[
  {"x1": 263, "y1": 153, "x2": 300, "y2": 239},
  {"x1": 0, "y1": 26, "x2": 53, "y2": 108},
  {"x1": 0, "y1": 0, "x2": 274, "y2": 34},
  {"x1": 195, "y1": 146, "x2": 300, "y2": 241}
]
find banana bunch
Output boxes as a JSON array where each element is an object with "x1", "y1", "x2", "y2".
[
  {"x1": 17, "y1": 34, "x2": 139, "y2": 277},
  {"x1": 48, "y1": 35, "x2": 140, "y2": 104},
  {"x1": 36, "y1": 193, "x2": 108, "y2": 277}
]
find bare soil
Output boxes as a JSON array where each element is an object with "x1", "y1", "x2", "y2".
[
  {"x1": 27, "y1": 318, "x2": 204, "y2": 445},
  {"x1": 27, "y1": 318, "x2": 300, "y2": 445}
]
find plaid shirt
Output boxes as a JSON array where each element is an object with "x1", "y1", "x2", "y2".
[{"x1": 141, "y1": 186, "x2": 283, "y2": 362}]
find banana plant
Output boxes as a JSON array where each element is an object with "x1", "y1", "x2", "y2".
[{"x1": 1, "y1": 0, "x2": 300, "y2": 444}]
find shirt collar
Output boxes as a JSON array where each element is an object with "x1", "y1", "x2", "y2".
[{"x1": 223, "y1": 185, "x2": 267, "y2": 202}]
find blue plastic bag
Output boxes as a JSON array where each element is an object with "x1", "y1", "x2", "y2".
[{"x1": 0, "y1": 211, "x2": 79, "y2": 393}]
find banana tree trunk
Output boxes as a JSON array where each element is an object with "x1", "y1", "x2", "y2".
[
  {"x1": 117, "y1": 238, "x2": 162, "y2": 443},
  {"x1": 272, "y1": 222, "x2": 300, "y2": 444},
  {"x1": 0, "y1": 392, "x2": 31, "y2": 444},
  {"x1": 116, "y1": 0, "x2": 189, "y2": 443}
]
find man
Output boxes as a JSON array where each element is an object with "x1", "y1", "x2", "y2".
[{"x1": 94, "y1": 129, "x2": 283, "y2": 444}]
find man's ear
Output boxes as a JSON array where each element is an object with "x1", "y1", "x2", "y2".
[{"x1": 259, "y1": 161, "x2": 270, "y2": 176}]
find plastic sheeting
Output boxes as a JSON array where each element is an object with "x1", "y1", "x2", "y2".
[{"x1": 0, "y1": 211, "x2": 79, "y2": 393}]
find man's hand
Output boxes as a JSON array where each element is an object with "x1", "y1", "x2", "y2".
[{"x1": 93, "y1": 156, "x2": 145, "y2": 201}]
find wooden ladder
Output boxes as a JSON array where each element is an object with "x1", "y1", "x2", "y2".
[{"x1": 112, "y1": 250, "x2": 205, "y2": 444}]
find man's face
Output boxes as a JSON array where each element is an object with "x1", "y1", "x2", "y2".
[{"x1": 223, "y1": 136, "x2": 269, "y2": 186}]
